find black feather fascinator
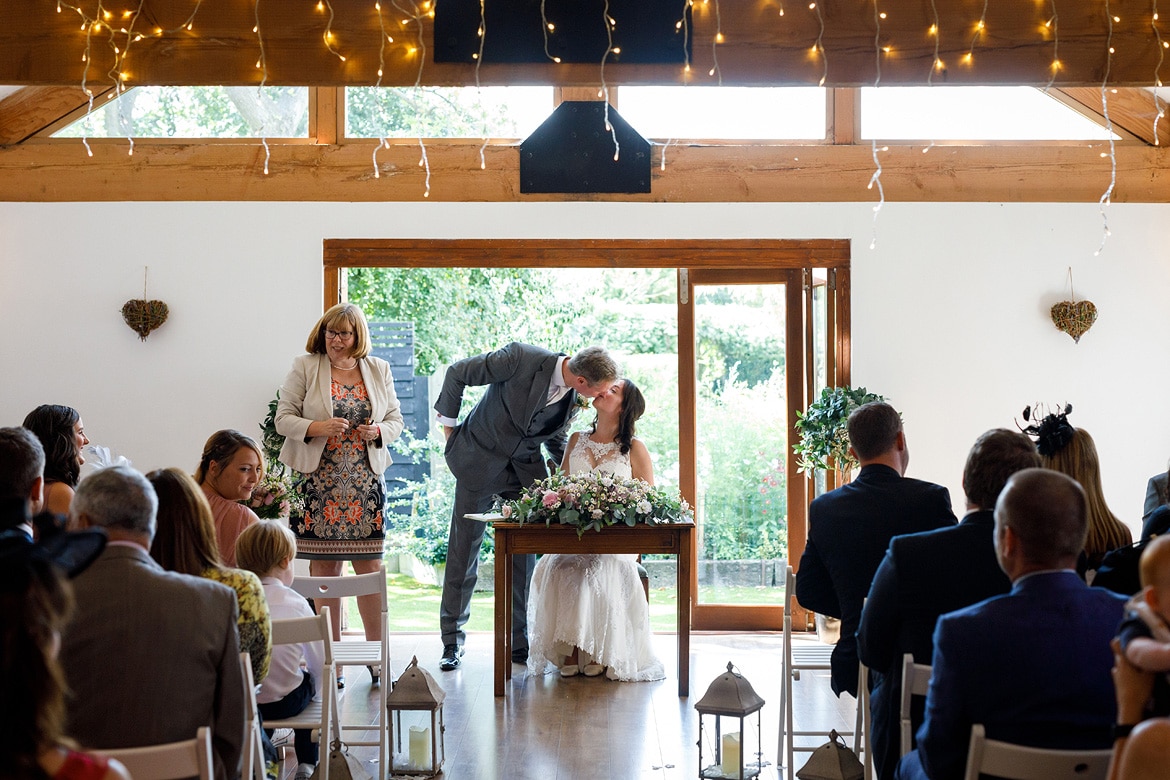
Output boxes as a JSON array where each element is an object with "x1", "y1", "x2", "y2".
[{"x1": 1018, "y1": 403, "x2": 1075, "y2": 458}]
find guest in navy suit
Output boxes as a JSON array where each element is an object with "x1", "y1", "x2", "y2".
[
  {"x1": 897, "y1": 468, "x2": 1127, "y2": 780},
  {"x1": 796, "y1": 401, "x2": 956, "y2": 698},
  {"x1": 858, "y1": 429, "x2": 1040, "y2": 780}
]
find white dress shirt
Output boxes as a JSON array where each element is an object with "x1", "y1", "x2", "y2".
[{"x1": 258, "y1": 575, "x2": 325, "y2": 703}]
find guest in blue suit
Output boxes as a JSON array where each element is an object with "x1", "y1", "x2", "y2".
[
  {"x1": 897, "y1": 468, "x2": 1127, "y2": 780},
  {"x1": 796, "y1": 401, "x2": 956, "y2": 697},
  {"x1": 858, "y1": 428, "x2": 1040, "y2": 780}
]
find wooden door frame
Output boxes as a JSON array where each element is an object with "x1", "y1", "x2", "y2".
[{"x1": 323, "y1": 238, "x2": 851, "y2": 630}]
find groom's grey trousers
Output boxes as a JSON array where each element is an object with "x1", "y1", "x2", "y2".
[{"x1": 440, "y1": 469, "x2": 536, "y2": 651}]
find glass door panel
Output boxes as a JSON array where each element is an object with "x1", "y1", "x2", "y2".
[{"x1": 691, "y1": 279, "x2": 788, "y2": 608}]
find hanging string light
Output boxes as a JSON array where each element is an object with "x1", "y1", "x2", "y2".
[
  {"x1": 253, "y1": 0, "x2": 271, "y2": 174},
  {"x1": 964, "y1": 0, "x2": 989, "y2": 66},
  {"x1": 675, "y1": 0, "x2": 690, "y2": 75},
  {"x1": 1043, "y1": 0, "x2": 1061, "y2": 92},
  {"x1": 926, "y1": 0, "x2": 941, "y2": 85},
  {"x1": 319, "y1": 0, "x2": 347, "y2": 62},
  {"x1": 600, "y1": 0, "x2": 620, "y2": 161},
  {"x1": 810, "y1": 2, "x2": 827, "y2": 87},
  {"x1": 1153, "y1": 0, "x2": 1167, "y2": 144},
  {"x1": 391, "y1": 0, "x2": 431, "y2": 197},
  {"x1": 540, "y1": 0, "x2": 562, "y2": 63},
  {"x1": 708, "y1": 0, "x2": 724, "y2": 85},
  {"x1": 1095, "y1": 0, "x2": 1118, "y2": 255},
  {"x1": 869, "y1": 0, "x2": 885, "y2": 249},
  {"x1": 475, "y1": 0, "x2": 489, "y2": 170},
  {"x1": 371, "y1": 0, "x2": 392, "y2": 178}
]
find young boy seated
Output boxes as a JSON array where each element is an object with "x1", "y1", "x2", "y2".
[
  {"x1": 1117, "y1": 534, "x2": 1170, "y2": 718},
  {"x1": 236, "y1": 520, "x2": 324, "y2": 780}
]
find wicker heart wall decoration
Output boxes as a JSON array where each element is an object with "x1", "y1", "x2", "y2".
[
  {"x1": 1050, "y1": 299, "x2": 1097, "y2": 343},
  {"x1": 121, "y1": 267, "x2": 169, "y2": 341}
]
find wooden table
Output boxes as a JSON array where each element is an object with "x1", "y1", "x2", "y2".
[{"x1": 492, "y1": 520, "x2": 695, "y2": 697}]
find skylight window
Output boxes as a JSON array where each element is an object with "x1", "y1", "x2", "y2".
[
  {"x1": 52, "y1": 86, "x2": 309, "y2": 138},
  {"x1": 345, "y1": 86, "x2": 553, "y2": 139},
  {"x1": 861, "y1": 86, "x2": 1118, "y2": 141},
  {"x1": 616, "y1": 87, "x2": 827, "y2": 140}
]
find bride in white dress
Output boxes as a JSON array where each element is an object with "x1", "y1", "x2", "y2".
[{"x1": 526, "y1": 378, "x2": 666, "y2": 682}]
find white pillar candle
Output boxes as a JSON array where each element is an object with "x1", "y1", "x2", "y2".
[
  {"x1": 408, "y1": 725, "x2": 430, "y2": 769},
  {"x1": 721, "y1": 731, "x2": 741, "y2": 777}
]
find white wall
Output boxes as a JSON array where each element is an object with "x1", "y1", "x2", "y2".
[{"x1": 1, "y1": 200, "x2": 1166, "y2": 537}]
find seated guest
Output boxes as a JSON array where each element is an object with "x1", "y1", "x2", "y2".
[
  {"x1": 59, "y1": 466, "x2": 244, "y2": 780},
  {"x1": 1108, "y1": 636, "x2": 1170, "y2": 780},
  {"x1": 1025, "y1": 405, "x2": 1132, "y2": 576},
  {"x1": 0, "y1": 527, "x2": 128, "y2": 780},
  {"x1": 1142, "y1": 465, "x2": 1168, "y2": 525},
  {"x1": 1115, "y1": 535, "x2": 1170, "y2": 719},
  {"x1": 0, "y1": 426, "x2": 46, "y2": 538},
  {"x1": 147, "y1": 466, "x2": 272, "y2": 684},
  {"x1": 1094, "y1": 508, "x2": 1170, "y2": 597},
  {"x1": 194, "y1": 429, "x2": 264, "y2": 567},
  {"x1": 236, "y1": 520, "x2": 325, "y2": 780},
  {"x1": 796, "y1": 401, "x2": 956, "y2": 697},
  {"x1": 858, "y1": 428, "x2": 1039, "y2": 780},
  {"x1": 22, "y1": 405, "x2": 89, "y2": 518},
  {"x1": 897, "y1": 468, "x2": 1127, "y2": 780}
]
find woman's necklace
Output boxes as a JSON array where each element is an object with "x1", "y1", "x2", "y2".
[{"x1": 330, "y1": 359, "x2": 358, "y2": 370}]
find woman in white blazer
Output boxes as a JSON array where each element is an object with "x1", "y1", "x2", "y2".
[{"x1": 275, "y1": 302, "x2": 403, "y2": 686}]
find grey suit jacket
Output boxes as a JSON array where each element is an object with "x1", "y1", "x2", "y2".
[
  {"x1": 60, "y1": 545, "x2": 244, "y2": 780},
  {"x1": 437, "y1": 342, "x2": 576, "y2": 494}
]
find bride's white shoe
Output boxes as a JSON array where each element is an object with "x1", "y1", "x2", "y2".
[
  {"x1": 582, "y1": 662, "x2": 605, "y2": 677},
  {"x1": 559, "y1": 664, "x2": 580, "y2": 677}
]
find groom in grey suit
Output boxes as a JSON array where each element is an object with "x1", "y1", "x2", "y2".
[{"x1": 436, "y1": 342, "x2": 618, "y2": 670}]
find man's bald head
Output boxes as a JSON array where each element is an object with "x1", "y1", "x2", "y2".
[{"x1": 994, "y1": 467, "x2": 1087, "y2": 576}]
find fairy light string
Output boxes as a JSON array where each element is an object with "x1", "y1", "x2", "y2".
[
  {"x1": 868, "y1": 0, "x2": 885, "y2": 249},
  {"x1": 600, "y1": 0, "x2": 620, "y2": 161},
  {"x1": 965, "y1": 0, "x2": 989, "y2": 66},
  {"x1": 540, "y1": 0, "x2": 562, "y2": 63},
  {"x1": 475, "y1": 0, "x2": 489, "y2": 170},
  {"x1": 675, "y1": 0, "x2": 691, "y2": 75},
  {"x1": 391, "y1": 0, "x2": 431, "y2": 197},
  {"x1": 1044, "y1": 0, "x2": 1060, "y2": 92},
  {"x1": 1153, "y1": 0, "x2": 1167, "y2": 144},
  {"x1": 252, "y1": 0, "x2": 271, "y2": 174},
  {"x1": 709, "y1": 0, "x2": 723, "y2": 85},
  {"x1": 811, "y1": 2, "x2": 827, "y2": 87},
  {"x1": 371, "y1": 0, "x2": 393, "y2": 178},
  {"x1": 1096, "y1": 0, "x2": 1117, "y2": 256}
]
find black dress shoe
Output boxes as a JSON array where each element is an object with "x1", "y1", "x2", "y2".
[
  {"x1": 439, "y1": 644, "x2": 464, "y2": 671},
  {"x1": 511, "y1": 647, "x2": 529, "y2": 664}
]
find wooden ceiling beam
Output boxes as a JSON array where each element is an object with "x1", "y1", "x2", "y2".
[
  {"x1": 0, "y1": 85, "x2": 114, "y2": 145},
  {"x1": 1052, "y1": 87, "x2": 1170, "y2": 147},
  {"x1": 1, "y1": 0, "x2": 1168, "y2": 88},
  {"x1": 1, "y1": 139, "x2": 1167, "y2": 202}
]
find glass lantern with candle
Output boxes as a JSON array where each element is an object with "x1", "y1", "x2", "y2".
[
  {"x1": 387, "y1": 656, "x2": 446, "y2": 777},
  {"x1": 695, "y1": 662, "x2": 766, "y2": 779}
]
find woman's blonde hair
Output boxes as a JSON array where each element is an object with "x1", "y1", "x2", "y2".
[
  {"x1": 304, "y1": 303, "x2": 372, "y2": 359},
  {"x1": 194, "y1": 429, "x2": 265, "y2": 486},
  {"x1": 236, "y1": 520, "x2": 297, "y2": 578},
  {"x1": 146, "y1": 467, "x2": 223, "y2": 576},
  {"x1": 1041, "y1": 427, "x2": 1132, "y2": 559}
]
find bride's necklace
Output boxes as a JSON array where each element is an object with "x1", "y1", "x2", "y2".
[{"x1": 330, "y1": 359, "x2": 358, "y2": 370}]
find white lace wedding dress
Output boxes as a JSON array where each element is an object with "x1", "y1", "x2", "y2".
[{"x1": 526, "y1": 433, "x2": 665, "y2": 682}]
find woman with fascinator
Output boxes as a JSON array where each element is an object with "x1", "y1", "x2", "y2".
[
  {"x1": 0, "y1": 526, "x2": 129, "y2": 780},
  {"x1": 1021, "y1": 404, "x2": 1133, "y2": 577}
]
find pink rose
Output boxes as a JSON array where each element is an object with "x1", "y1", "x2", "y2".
[
  {"x1": 541, "y1": 491, "x2": 560, "y2": 508},
  {"x1": 502, "y1": 505, "x2": 513, "y2": 518}
]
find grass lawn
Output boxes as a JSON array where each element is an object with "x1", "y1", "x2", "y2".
[{"x1": 346, "y1": 574, "x2": 783, "y2": 635}]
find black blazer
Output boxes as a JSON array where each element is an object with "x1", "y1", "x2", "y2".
[
  {"x1": 795, "y1": 464, "x2": 956, "y2": 697},
  {"x1": 856, "y1": 510, "x2": 1011, "y2": 780}
]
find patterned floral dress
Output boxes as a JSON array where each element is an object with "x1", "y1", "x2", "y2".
[{"x1": 295, "y1": 378, "x2": 387, "y2": 560}]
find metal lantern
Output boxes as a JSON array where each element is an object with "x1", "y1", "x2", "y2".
[
  {"x1": 695, "y1": 662, "x2": 766, "y2": 779},
  {"x1": 387, "y1": 656, "x2": 446, "y2": 777}
]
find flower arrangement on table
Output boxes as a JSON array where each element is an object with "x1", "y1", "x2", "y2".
[{"x1": 501, "y1": 471, "x2": 693, "y2": 537}]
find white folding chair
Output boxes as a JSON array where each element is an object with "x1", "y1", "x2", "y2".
[
  {"x1": 778, "y1": 565, "x2": 863, "y2": 780},
  {"x1": 291, "y1": 566, "x2": 390, "y2": 779},
  {"x1": 963, "y1": 723, "x2": 1112, "y2": 780},
  {"x1": 265, "y1": 607, "x2": 341, "y2": 780},
  {"x1": 94, "y1": 727, "x2": 213, "y2": 780},
  {"x1": 899, "y1": 653, "x2": 932, "y2": 757},
  {"x1": 240, "y1": 652, "x2": 267, "y2": 780}
]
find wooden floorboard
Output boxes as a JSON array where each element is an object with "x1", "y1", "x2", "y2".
[{"x1": 276, "y1": 631, "x2": 856, "y2": 780}]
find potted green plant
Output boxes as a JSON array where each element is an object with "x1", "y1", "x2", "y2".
[{"x1": 793, "y1": 386, "x2": 886, "y2": 480}]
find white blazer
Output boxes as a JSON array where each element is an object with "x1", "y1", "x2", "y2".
[{"x1": 275, "y1": 353, "x2": 404, "y2": 475}]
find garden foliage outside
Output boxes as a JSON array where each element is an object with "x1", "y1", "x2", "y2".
[{"x1": 351, "y1": 268, "x2": 790, "y2": 574}]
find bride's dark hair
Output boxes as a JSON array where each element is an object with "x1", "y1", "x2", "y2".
[{"x1": 590, "y1": 378, "x2": 646, "y2": 456}]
